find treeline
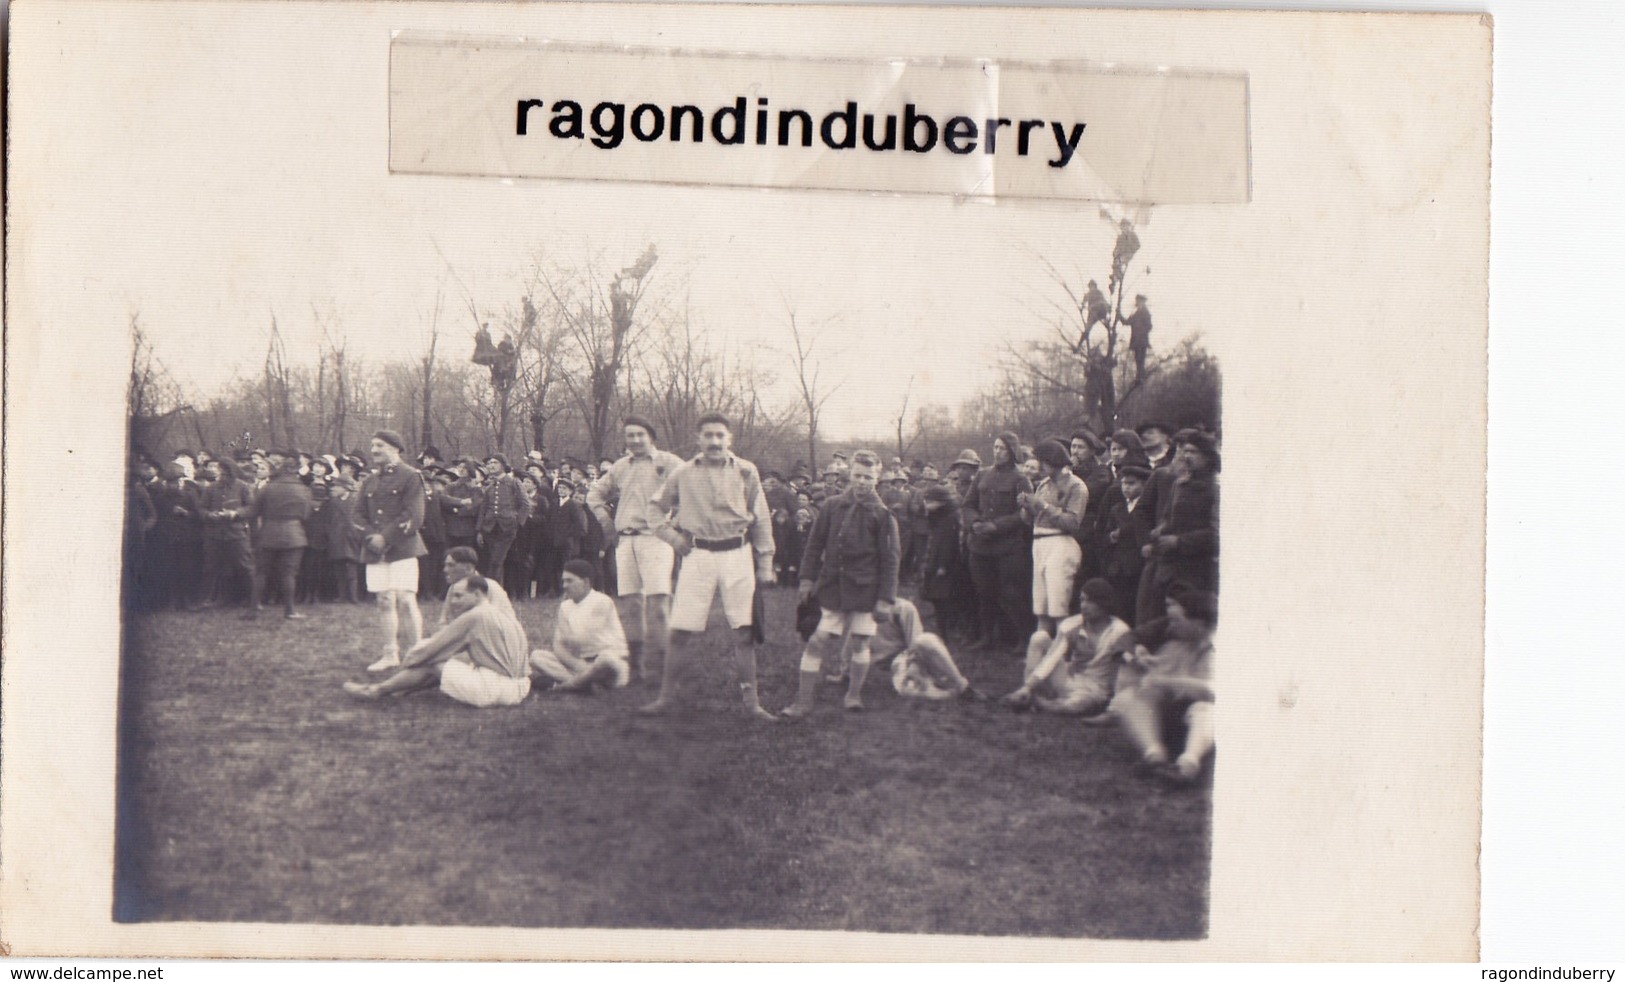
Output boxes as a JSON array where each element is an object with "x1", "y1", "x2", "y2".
[{"x1": 129, "y1": 239, "x2": 1218, "y2": 475}]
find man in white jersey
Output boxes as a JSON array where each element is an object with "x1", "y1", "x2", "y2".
[
  {"x1": 529, "y1": 558, "x2": 631, "y2": 691},
  {"x1": 586, "y1": 415, "x2": 684, "y2": 681}
]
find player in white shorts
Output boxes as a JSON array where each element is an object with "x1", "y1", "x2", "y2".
[
  {"x1": 639, "y1": 412, "x2": 778, "y2": 721},
  {"x1": 585, "y1": 415, "x2": 685, "y2": 681},
  {"x1": 1018, "y1": 438, "x2": 1089, "y2": 640}
]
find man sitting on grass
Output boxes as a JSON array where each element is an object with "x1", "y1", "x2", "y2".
[
  {"x1": 528, "y1": 559, "x2": 631, "y2": 693},
  {"x1": 1003, "y1": 578, "x2": 1133, "y2": 715},
  {"x1": 343, "y1": 574, "x2": 531, "y2": 707},
  {"x1": 436, "y1": 545, "x2": 514, "y2": 627},
  {"x1": 1110, "y1": 587, "x2": 1216, "y2": 783}
]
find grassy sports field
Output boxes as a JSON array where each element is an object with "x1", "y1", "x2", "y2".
[{"x1": 114, "y1": 587, "x2": 1210, "y2": 938}]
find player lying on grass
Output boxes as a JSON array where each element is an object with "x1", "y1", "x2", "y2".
[
  {"x1": 1002, "y1": 578, "x2": 1133, "y2": 715},
  {"x1": 871, "y1": 597, "x2": 987, "y2": 703},
  {"x1": 528, "y1": 559, "x2": 631, "y2": 693},
  {"x1": 343, "y1": 574, "x2": 532, "y2": 707}
]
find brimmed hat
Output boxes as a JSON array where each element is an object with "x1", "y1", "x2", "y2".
[
  {"x1": 484, "y1": 452, "x2": 511, "y2": 472},
  {"x1": 951, "y1": 449, "x2": 983, "y2": 470}
]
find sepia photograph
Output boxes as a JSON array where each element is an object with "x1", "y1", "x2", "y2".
[{"x1": 3, "y1": 1, "x2": 1488, "y2": 961}]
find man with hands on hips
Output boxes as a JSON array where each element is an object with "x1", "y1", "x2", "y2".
[{"x1": 639, "y1": 412, "x2": 779, "y2": 721}]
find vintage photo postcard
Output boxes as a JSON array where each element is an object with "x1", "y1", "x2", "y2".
[{"x1": 1, "y1": 1, "x2": 1488, "y2": 961}]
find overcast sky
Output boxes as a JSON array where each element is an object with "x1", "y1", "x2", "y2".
[{"x1": 44, "y1": 5, "x2": 1220, "y2": 443}]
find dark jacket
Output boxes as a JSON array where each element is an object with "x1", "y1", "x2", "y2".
[
  {"x1": 440, "y1": 477, "x2": 481, "y2": 539},
  {"x1": 1104, "y1": 496, "x2": 1154, "y2": 586},
  {"x1": 201, "y1": 472, "x2": 256, "y2": 542},
  {"x1": 151, "y1": 482, "x2": 204, "y2": 547},
  {"x1": 919, "y1": 502, "x2": 962, "y2": 603},
  {"x1": 357, "y1": 462, "x2": 428, "y2": 563},
  {"x1": 251, "y1": 473, "x2": 314, "y2": 550},
  {"x1": 419, "y1": 485, "x2": 448, "y2": 550},
  {"x1": 326, "y1": 493, "x2": 365, "y2": 563},
  {"x1": 549, "y1": 498, "x2": 590, "y2": 558},
  {"x1": 961, "y1": 462, "x2": 1033, "y2": 556},
  {"x1": 1149, "y1": 474, "x2": 1219, "y2": 593},
  {"x1": 799, "y1": 490, "x2": 900, "y2": 612},
  {"x1": 478, "y1": 473, "x2": 530, "y2": 535}
]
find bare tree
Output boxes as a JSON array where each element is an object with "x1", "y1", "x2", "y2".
[
  {"x1": 317, "y1": 316, "x2": 351, "y2": 453},
  {"x1": 420, "y1": 291, "x2": 442, "y2": 450},
  {"x1": 517, "y1": 289, "x2": 572, "y2": 455},
  {"x1": 782, "y1": 302, "x2": 845, "y2": 471},
  {"x1": 127, "y1": 313, "x2": 190, "y2": 454},
  {"x1": 1013, "y1": 217, "x2": 1152, "y2": 432},
  {"x1": 545, "y1": 244, "x2": 659, "y2": 462},
  {"x1": 892, "y1": 373, "x2": 916, "y2": 463},
  {"x1": 262, "y1": 313, "x2": 300, "y2": 449}
]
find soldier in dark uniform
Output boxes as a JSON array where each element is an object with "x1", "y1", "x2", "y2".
[
  {"x1": 199, "y1": 457, "x2": 257, "y2": 610},
  {"x1": 357, "y1": 429, "x2": 428, "y2": 672},
  {"x1": 248, "y1": 455, "x2": 314, "y2": 620},
  {"x1": 476, "y1": 453, "x2": 529, "y2": 579}
]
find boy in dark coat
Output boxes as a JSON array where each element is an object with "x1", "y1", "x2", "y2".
[
  {"x1": 326, "y1": 475, "x2": 365, "y2": 603},
  {"x1": 918, "y1": 482, "x2": 963, "y2": 635},
  {"x1": 782, "y1": 450, "x2": 900, "y2": 717},
  {"x1": 1103, "y1": 464, "x2": 1154, "y2": 625}
]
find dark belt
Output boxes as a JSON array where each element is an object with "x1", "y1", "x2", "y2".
[
  {"x1": 618, "y1": 528, "x2": 642, "y2": 537},
  {"x1": 691, "y1": 535, "x2": 747, "y2": 552}
]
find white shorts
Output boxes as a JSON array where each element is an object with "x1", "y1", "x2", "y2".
[
  {"x1": 816, "y1": 607, "x2": 877, "y2": 637},
  {"x1": 669, "y1": 546, "x2": 755, "y2": 633},
  {"x1": 1050, "y1": 673, "x2": 1111, "y2": 714},
  {"x1": 366, "y1": 556, "x2": 420, "y2": 593},
  {"x1": 615, "y1": 535, "x2": 675, "y2": 597},
  {"x1": 1031, "y1": 535, "x2": 1082, "y2": 617},
  {"x1": 440, "y1": 658, "x2": 532, "y2": 707}
]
